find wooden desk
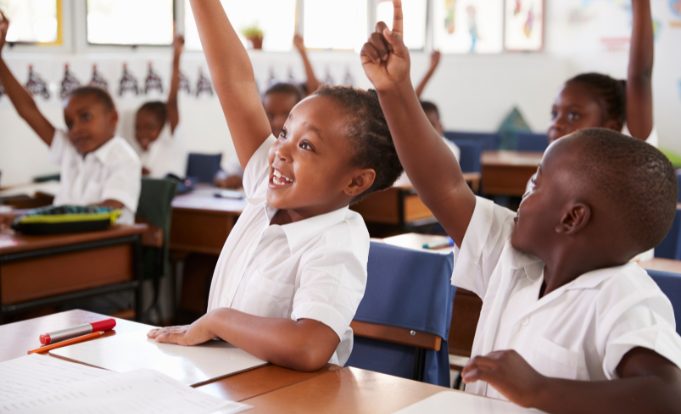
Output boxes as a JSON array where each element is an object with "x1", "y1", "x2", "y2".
[
  {"x1": 481, "y1": 151, "x2": 542, "y2": 196},
  {"x1": 0, "y1": 310, "x2": 337, "y2": 402},
  {"x1": 170, "y1": 186, "x2": 245, "y2": 256},
  {"x1": 639, "y1": 258, "x2": 681, "y2": 273},
  {"x1": 0, "y1": 225, "x2": 145, "y2": 322},
  {"x1": 242, "y1": 366, "x2": 444, "y2": 414}
]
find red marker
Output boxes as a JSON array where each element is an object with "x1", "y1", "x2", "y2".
[{"x1": 39, "y1": 318, "x2": 116, "y2": 345}]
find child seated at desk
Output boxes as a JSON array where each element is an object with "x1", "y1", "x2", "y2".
[
  {"x1": 0, "y1": 13, "x2": 140, "y2": 224},
  {"x1": 134, "y1": 34, "x2": 187, "y2": 179},
  {"x1": 148, "y1": 0, "x2": 403, "y2": 371},
  {"x1": 360, "y1": 1, "x2": 681, "y2": 411}
]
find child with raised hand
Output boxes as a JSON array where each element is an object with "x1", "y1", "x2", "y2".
[
  {"x1": 549, "y1": 0, "x2": 654, "y2": 143},
  {"x1": 148, "y1": 0, "x2": 402, "y2": 371},
  {"x1": 293, "y1": 33, "x2": 320, "y2": 96},
  {"x1": 0, "y1": 11, "x2": 140, "y2": 224},
  {"x1": 135, "y1": 34, "x2": 187, "y2": 178},
  {"x1": 361, "y1": 1, "x2": 681, "y2": 412}
]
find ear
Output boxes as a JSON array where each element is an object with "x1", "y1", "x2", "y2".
[
  {"x1": 344, "y1": 168, "x2": 376, "y2": 197},
  {"x1": 110, "y1": 109, "x2": 119, "y2": 126},
  {"x1": 555, "y1": 202, "x2": 591, "y2": 235}
]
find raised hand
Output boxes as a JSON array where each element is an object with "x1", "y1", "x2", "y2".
[
  {"x1": 429, "y1": 50, "x2": 441, "y2": 71},
  {"x1": 360, "y1": 0, "x2": 410, "y2": 92},
  {"x1": 0, "y1": 11, "x2": 9, "y2": 54},
  {"x1": 173, "y1": 34, "x2": 185, "y2": 57},
  {"x1": 462, "y1": 349, "x2": 545, "y2": 408},
  {"x1": 293, "y1": 33, "x2": 305, "y2": 53}
]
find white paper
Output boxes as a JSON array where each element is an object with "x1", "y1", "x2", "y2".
[
  {"x1": 50, "y1": 331, "x2": 267, "y2": 386},
  {"x1": 0, "y1": 355, "x2": 248, "y2": 414},
  {"x1": 394, "y1": 391, "x2": 546, "y2": 414}
]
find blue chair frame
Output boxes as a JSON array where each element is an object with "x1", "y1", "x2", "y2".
[
  {"x1": 444, "y1": 131, "x2": 501, "y2": 152},
  {"x1": 346, "y1": 242, "x2": 455, "y2": 386},
  {"x1": 455, "y1": 140, "x2": 483, "y2": 173},
  {"x1": 514, "y1": 131, "x2": 549, "y2": 152},
  {"x1": 646, "y1": 269, "x2": 681, "y2": 335},
  {"x1": 655, "y1": 209, "x2": 681, "y2": 260}
]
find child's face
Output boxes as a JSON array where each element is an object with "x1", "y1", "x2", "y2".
[
  {"x1": 63, "y1": 94, "x2": 118, "y2": 155},
  {"x1": 548, "y1": 82, "x2": 606, "y2": 143},
  {"x1": 264, "y1": 92, "x2": 300, "y2": 137},
  {"x1": 266, "y1": 95, "x2": 369, "y2": 220},
  {"x1": 511, "y1": 140, "x2": 575, "y2": 257},
  {"x1": 135, "y1": 109, "x2": 164, "y2": 151}
]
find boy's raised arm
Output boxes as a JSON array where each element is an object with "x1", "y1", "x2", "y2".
[
  {"x1": 625, "y1": 0, "x2": 653, "y2": 140},
  {"x1": 188, "y1": 0, "x2": 272, "y2": 167},
  {"x1": 414, "y1": 50, "x2": 440, "y2": 98},
  {"x1": 166, "y1": 33, "x2": 183, "y2": 134},
  {"x1": 360, "y1": 0, "x2": 475, "y2": 245},
  {"x1": 0, "y1": 12, "x2": 55, "y2": 145}
]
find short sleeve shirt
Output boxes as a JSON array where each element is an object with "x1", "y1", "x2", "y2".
[
  {"x1": 207, "y1": 136, "x2": 369, "y2": 366},
  {"x1": 452, "y1": 197, "x2": 681, "y2": 399}
]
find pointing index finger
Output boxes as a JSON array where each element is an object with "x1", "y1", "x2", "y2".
[{"x1": 392, "y1": 0, "x2": 403, "y2": 35}]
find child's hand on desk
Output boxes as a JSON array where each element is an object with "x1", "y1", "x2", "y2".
[
  {"x1": 147, "y1": 316, "x2": 213, "y2": 346},
  {"x1": 360, "y1": 0, "x2": 410, "y2": 92},
  {"x1": 462, "y1": 349, "x2": 545, "y2": 408}
]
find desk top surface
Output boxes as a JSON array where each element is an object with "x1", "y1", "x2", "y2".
[
  {"x1": 0, "y1": 224, "x2": 147, "y2": 255},
  {"x1": 482, "y1": 151, "x2": 543, "y2": 167},
  {"x1": 171, "y1": 185, "x2": 245, "y2": 214}
]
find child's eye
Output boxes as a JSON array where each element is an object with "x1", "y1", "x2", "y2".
[
  {"x1": 80, "y1": 113, "x2": 92, "y2": 122},
  {"x1": 299, "y1": 140, "x2": 314, "y2": 152},
  {"x1": 277, "y1": 129, "x2": 288, "y2": 141},
  {"x1": 567, "y1": 112, "x2": 580, "y2": 122}
]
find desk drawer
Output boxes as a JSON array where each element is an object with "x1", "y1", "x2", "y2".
[{"x1": 1, "y1": 244, "x2": 133, "y2": 304}]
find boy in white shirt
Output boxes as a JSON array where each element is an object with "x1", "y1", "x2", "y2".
[
  {"x1": 0, "y1": 13, "x2": 140, "y2": 224},
  {"x1": 147, "y1": 0, "x2": 403, "y2": 371},
  {"x1": 135, "y1": 34, "x2": 187, "y2": 179},
  {"x1": 361, "y1": 2, "x2": 681, "y2": 411}
]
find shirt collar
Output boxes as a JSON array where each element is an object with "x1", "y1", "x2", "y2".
[
  {"x1": 89, "y1": 136, "x2": 118, "y2": 163},
  {"x1": 563, "y1": 262, "x2": 637, "y2": 290},
  {"x1": 276, "y1": 206, "x2": 353, "y2": 252}
]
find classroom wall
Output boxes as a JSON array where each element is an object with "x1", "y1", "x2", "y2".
[{"x1": 1, "y1": 0, "x2": 680, "y2": 187}]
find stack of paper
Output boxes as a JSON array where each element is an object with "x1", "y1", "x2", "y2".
[{"x1": 0, "y1": 355, "x2": 248, "y2": 414}]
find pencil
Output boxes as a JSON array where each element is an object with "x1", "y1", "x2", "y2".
[{"x1": 27, "y1": 330, "x2": 107, "y2": 354}]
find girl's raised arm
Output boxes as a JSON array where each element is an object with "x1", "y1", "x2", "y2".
[
  {"x1": 189, "y1": 0, "x2": 272, "y2": 167},
  {"x1": 625, "y1": 0, "x2": 653, "y2": 140}
]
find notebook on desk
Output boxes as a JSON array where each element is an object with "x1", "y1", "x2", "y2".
[{"x1": 50, "y1": 330, "x2": 267, "y2": 386}]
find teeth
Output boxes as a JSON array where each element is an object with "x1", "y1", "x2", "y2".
[{"x1": 271, "y1": 168, "x2": 293, "y2": 185}]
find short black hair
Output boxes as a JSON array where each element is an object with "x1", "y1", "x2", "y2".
[
  {"x1": 264, "y1": 82, "x2": 304, "y2": 103},
  {"x1": 137, "y1": 101, "x2": 167, "y2": 126},
  {"x1": 67, "y1": 86, "x2": 116, "y2": 112},
  {"x1": 567, "y1": 73, "x2": 626, "y2": 130},
  {"x1": 570, "y1": 128, "x2": 676, "y2": 251},
  {"x1": 420, "y1": 100, "x2": 440, "y2": 117},
  {"x1": 313, "y1": 85, "x2": 403, "y2": 200}
]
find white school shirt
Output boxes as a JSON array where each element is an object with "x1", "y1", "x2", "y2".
[
  {"x1": 394, "y1": 137, "x2": 460, "y2": 187},
  {"x1": 453, "y1": 196, "x2": 681, "y2": 399},
  {"x1": 49, "y1": 130, "x2": 141, "y2": 224},
  {"x1": 206, "y1": 135, "x2": 369, "y2": 366},
  {"x1": 139, "y1": 123, "x2": 187, "y2": 178}
]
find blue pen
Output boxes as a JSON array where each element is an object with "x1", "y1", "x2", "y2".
[{"x1": 422, "y1": 237, "x2": 455, "y2": 249}]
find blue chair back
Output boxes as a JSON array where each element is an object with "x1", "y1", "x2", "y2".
[
  {"x1": 676, "y1": 171, "x2": 681, "y2": 202},
  {"x1": 655, "y1": 209, "x2": 681, "y2": 259},
  {"x1": 185, "y1": 153, "x2": 222, "y2": 184},
  {"x1": 346, "y1": 242, "x2": 455, "y2": 386},
  {"x1": 514, "y1": 131, "x2": 549, "y2": 152},
  {"x1": 646, "y1": 269, "x2": 681, "y2": 335},
  {"x1": 444, "y1": 131, "x2": 501, "y2": 152},
  {"x1": 455, "y1": 140, "x2": 482, "y2": 173}
]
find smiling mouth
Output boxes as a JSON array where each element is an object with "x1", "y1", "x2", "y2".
[{"x1": 270, "y1": 167, "x2": 294, "y2": 187}]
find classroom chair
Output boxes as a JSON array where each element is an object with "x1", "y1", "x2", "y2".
[
  {"x1": 185, "y1": 153, "x2": 223, "y2": 184},
  {"x1": 444, "y1": 131, "x2": 501, "y2": 152},
  {"x1": 136, "y1": 177, "x2": 177, "y2": 323},
  {"x1": 647, "y1": 269, "x2": 681, "y2": 335},
  {"x1": 455, "y1": 140, "x2": 482, "y2": 173},
  {"x1": 655, "y1": 209, "x2": 681, "y2": 259},
  {"x1": 676, "y1": 170, "x2": 681, "y2": 202},
  {"x1": 346, "y1": 242, "x2": 455, "y2": 386},
  {"x1": 513, "y1": 131, "x2": 549, "y2": 152}
]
